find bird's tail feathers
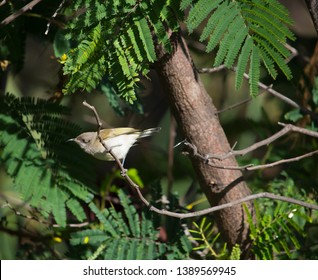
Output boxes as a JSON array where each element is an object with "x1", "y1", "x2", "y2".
[{"x1": 139, "y1": 127, "x2": 161, "y2": 138}]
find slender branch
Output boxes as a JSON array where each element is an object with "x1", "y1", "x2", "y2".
[
  {"x1": 83, "y1": 101, "x2": 318, "y2": 218},
  {"x1": 52, "y1": 222, "x2": 89, "y2": 228},
  {"x1": 305, "y1": 0, "x2": 318, "y2": 35},
  {"x1": 0, "y1": 0, "x2": 43, "y2": 25},
  {"x1": 199, "y1": 66, "x2": 301, "y2": 110},
  {"x1": 198, "y1": 65, "x2": 227, "y2": 73},
  {"x1": 241, "y1": 70, "x2": 301, "y2": 110},
  {"x1": 82, "y1": 101, "x2": 102, "y2": 133},
  {"x1": 167, "y1": 113, "x2": 177, "y2": 194},
  {"x1": 82, "y1": 100, "x2": 126, "y2": 172},
  {"x1": 245, "y1": 150, "x2": 318, "y2": 171},
  {"x1": 45, "y1": 0, "x2": 66, "y2": 35},
  {"x1": 1, "y1": 201, "x2": 89, "y2": 228},
  {"x1": 184, "y1": 140, "x2": 318, "y2": 171},
  {"x1": 216, "y1": 89, "x2": 267, "y2": 115},
  {"x1": 199, "y1": 65, "x2": 318, "y2": 121},
  {"x1": 284, "y1": 43, "x2": 299, "y2": 63},
  {"x1": 203, "y1": 122, "x2": 318, "y2": 160},
  {"x1": 1, "y1": 201, "x2": 48, "y2": 225}
]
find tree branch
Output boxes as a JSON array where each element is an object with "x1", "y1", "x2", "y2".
[
  {"x1": 305, "y1": 0, "x2": 318, "y2": 34},
  {"x1": 183, "y1": 140, "x2": 318, "y2": 171},
  {"x1": 1, "y1": 200, "x2": 89, "y2": 228},
  {"x1": 199, "y1": 65, "x2": 318, "y2": 121},
  {"x1": 44, "y1": 0, "x2": 66, "y2": 35},
  {"x1": 198, "y1": 66, "x2": 301, "y2": 110},
  {"x1": 82, "y1": 100, "x2": 126, "y2": 173},
  {"x1": 0, "y1": 0, "x2": 43, "y2": 25},
  {"x1": 201, "y1": 122, "x2": 318, "y2": 160}
]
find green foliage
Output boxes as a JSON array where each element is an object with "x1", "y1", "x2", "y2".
[
  {"x1": 284, "y1": 109, "x2": 303, "y2": 122},
  {"x1": 69, "y1": 189, "x2": 192, "y2": 260},
  {"x1": 189, "y1": 217, "x2": 227, "y2": 259},
  {"x1": 0, "y1": 94, "x2": 96, "y2": 227},
  {"x1": 182, "y1": 0, "x2": 295, "y2": 96},
  {"x1": 61, "y1": 0, "x2": 295, "y2": 105},
  {"x1": 229, "y1": 244, "x2": 241, "y2": 260},
  {"x1": 244, "y1": 173, "x2": 313, "y2": 259},
  {"x1": 62, "y1": 0, "x2": 183, "y2": 104},
  {"x1": 313, "y1": 76, "x2": 318, "y2": 105}
]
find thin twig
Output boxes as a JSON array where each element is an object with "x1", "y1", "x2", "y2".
[
  {"x1": 216, "y1": 95, "x2": 254, "y2": 115},
  {"x1": 199, "y1": 65, "x2": 318, "y2": 121},
  {"x1": 167, "y1": 114, "x2": 177, "y2": 194},
  {"x1": 83, "y1": 101, "x2": 318, "y2": 218},
  {"x1": 199, "y1": 65, "x2": 302, "y2": 110},
  {"x1": 1, "y1": 0, "x2": 43, "y2": 25},
  {"x1": 284, "y1": 43, "x2": 299, "y2": 63},
  {"x1": 198, "y1": 65, "x2": 227, "y2": 74},
  {"x1": 204, "y1": 122, "x2": 318, "y2": 160},
  {"x1": 82, "y1": 101, "x2": 102, "y2": 133},
  {"x1": 186, "y1": 141, "x2": 318, "y2": 171},
  {"x1": 246, "y1": 150, "x2": 318, "y2": 170},
  {"x1": 45, "y1": 0, "x2": 66, "y2": 35},
  {"x1": 1, "y1": 201, "x2": 89, "y2": 228},
  {"x1": 241, "y1": 70, "x2": 301, "y2": 110},
  {"x1": 1, "y1": 201, "x2": 48, "y2": 225},
  {"x1": 52, "y1": 222, "x2": 89, "y2": 228},
  {"x1": 82, "y1": 101, "x2": 126, "y2": 173}
]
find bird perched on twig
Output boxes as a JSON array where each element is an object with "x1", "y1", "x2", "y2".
[{"x1": 68, "y1": 127, "x2": 161, "y2": 166}]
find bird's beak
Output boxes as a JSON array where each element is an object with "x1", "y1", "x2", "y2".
[{"x1": 66, "y1": 138, "x2": 75, "y2": 142}]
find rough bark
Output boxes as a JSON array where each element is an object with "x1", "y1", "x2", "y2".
[
  {"x1": 155, "y1": 32, "x2": 254, "y2": 257},
  {"x1": 305, "y1": 0, "x2": 318, "y2": 34}
]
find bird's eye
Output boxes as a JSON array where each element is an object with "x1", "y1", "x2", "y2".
[{"x1": 81, "y1": 138, "x2": 90, "y2": 144}]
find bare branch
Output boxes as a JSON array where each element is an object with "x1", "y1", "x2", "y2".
[
  {"x1": 246, "y1": 150, "x2": 318, "y2": 171},
  {"x1": 305, "y1": 0, "x2": 318, "y2": 34},
  {"x1": 198, "y1": 65, "x2": 227, "y2": 74},
  {"x1": 199, "y1": 65, "x2": 302, "y2": 110},
  {"x1": 0, "y1": 1, "x2": 7, "y2": 7},
  {"x1": 1, "y1": 201, "x2": 48, "y2": 225},
  {"x1": 204, "y1": 122, "x2": 318, "y2": 160},
  {"x1": 185, "y1": 140, "x2": 318, "y2": 171},
  {"x1": 1, "y1": 200, "x2": 90, "y2": 228},
  {"x1": 241, "y1": 70, "x2": 302, "y2": 110},
  {"x1": 1, "y1": 0, "x2": 43, "y2": 25},
  {"x1": 284, "y1": 43, "x2": 299, "y2": 63},
  {"x1": 198, "y1": 65, "x2": 318, "y2": 121},
  {"x1": 82, "y1": 101, "x2": 102, "y2": 133},
  {"x1": 82, "y1": 101, "x2": 126, "y2": 174},
  {"x1": 167, "y1": 114, "x2": 177, "y2": 194},
  {"x1": 45, "y1": 0, "x2": 66, "y2": 35},
  {"x1": 52, "y1": 222, "x2": 89, "y2": 228}
]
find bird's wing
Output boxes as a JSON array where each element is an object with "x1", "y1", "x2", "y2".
[{"x1": 99, "y1": 127, "x2": 140, "y2": 139}]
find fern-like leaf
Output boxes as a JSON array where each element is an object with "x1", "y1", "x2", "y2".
[
  {"x1": 249, "y1": 45, "x2": 261, "y2": 96},
  {"x1": 0, "y1": 94, "x2": 95, "y2": 227},
  {"x1": 214, "y1": 15, "x2": 245, "y2": 66},
  {"x1": 63, "y1": 0, "x2": 181, "y2": 105},
  {"x1": 185, "y1": 0, "x2": 295, "y2": 96},
  {"x1": 70, "y1": 189, "x2": 191, "y2": 259},
  {"x1": 180, "y1": 0, "x2": 193, "y2": 11},
  {"x1": 235, "y1": 37, "x2": 253, "y2": 90},
  {"x1": 186, "y1": 0, "x2": 222, "y2": 33}
]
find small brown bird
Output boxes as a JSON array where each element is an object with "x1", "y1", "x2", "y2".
[{"x1": 68, "y1": 127, "x2": 160, "y2": 165}]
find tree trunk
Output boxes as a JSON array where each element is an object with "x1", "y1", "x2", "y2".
[
  {"x1": 155, "y1": 32, "x2": 254, "y2": 258},
  {"x1": 305, "y1": 0, "x2": 318, "y2": 34}
]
